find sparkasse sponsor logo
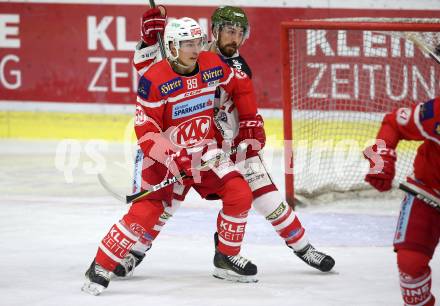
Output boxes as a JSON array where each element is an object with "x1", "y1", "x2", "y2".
[{"x1": 172, "y1": 94, "x2": 214, "y2": 119}]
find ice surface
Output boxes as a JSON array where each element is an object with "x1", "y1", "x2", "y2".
[{"x1": 0, "y1": 140, "x2": 438, "y2": 306}]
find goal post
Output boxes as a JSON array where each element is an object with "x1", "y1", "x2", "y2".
[{"x1": 281, "y1": 19, "x2": 440, "y2": 207}]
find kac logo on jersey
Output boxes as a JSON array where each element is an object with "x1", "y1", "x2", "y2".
[
  {"x1": 159, "y1": 77, "x2": 183, "y2": 96},
  {"x1": 138, "y1": 76, "x2": 152, "y2": 99},
  {"x1": 172, "y1": 95, "x2": 214, "y2": 119},
  {"x1": 171, "y1": 116, "x2": 211, "y2": 147},
  {"x1": 201, "y1": 66, "x2": 223, "y2": 83}
]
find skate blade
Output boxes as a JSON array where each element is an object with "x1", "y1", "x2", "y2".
[
  {"x1": 212, "y1": 268, "x2": 258, "y2": 283},
  {"x1": 81, "y1": 279, "x2": 105, "y2": 296}
]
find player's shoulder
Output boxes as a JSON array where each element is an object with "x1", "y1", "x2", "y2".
[
  {"x1": 198, "y1": 51, "x2": 228, "y2": 66},
  {"x1": 138, "y1": 60, "x2": 179, "y2": 100},
  {"x1": 197, "y1": 52, "x2": 232, "y2": 82},
  {"x1": 226, "y1": 54, "x2": 252, "y2": 78},
  {"x1": 395, "y1": 97, "x2": 440, "y2": 125},
  {"x1": 229, "y1": 54, "x2": 249, "y2": 66},
  {"x1": 142, "y1": 60, "x2": 179, "y2": 86},
  {"x1": 415, "y1": 97, "x2": 440, "y2": 140},
  {"x1": 142, "y1": 59, "x2": 171, "y2": 82},
  {"x1": 418, "y1": 97, "x2": 440, "y2": 121}
]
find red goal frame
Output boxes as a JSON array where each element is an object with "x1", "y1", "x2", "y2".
[{"x1": 281, "y1": 20, "x2": 440, "y2": 207}]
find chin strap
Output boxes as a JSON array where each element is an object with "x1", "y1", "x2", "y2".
[{"x1": 168, "y1": 59, "x2": 196, "y2": 74}]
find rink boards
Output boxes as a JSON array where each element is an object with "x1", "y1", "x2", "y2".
[{"x1": 0, "y1": 108, "x2": 420, "y2": 154}]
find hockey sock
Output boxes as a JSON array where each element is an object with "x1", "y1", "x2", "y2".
[
  {"x1": 96, "y1": 221, "x2": 139, "y2": 272},
  {"x1": 95, "y1": 199, "x2": 164, "y2": 271},
  {"x1": 216, "y1": 210, "x2": 248, "y2": 256},
  {"x1": 253, "y1": 191, "x2": 308, "y2": 250},
  {"x1": 397, "y1": 249, "x2": 435, "y2": 306},
  {"x1": 216, "y1": 177, "x2": 252, "y2": 255}
]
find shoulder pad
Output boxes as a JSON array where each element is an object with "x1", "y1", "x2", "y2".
[
  {"x1": 133, "y1": 42, "x2": 159, "y2": 65},
  {"x1": 419, "y1": 99, "x2": 435, "y2": 122},
  {"x1": 138, "y1": 76, "x2": 152, "y2": 99},
  {"x1": 225, "y1": 55, "x2": 252, "y2": 79}
]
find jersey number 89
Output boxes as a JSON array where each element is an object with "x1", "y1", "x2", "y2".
[{"x1": 187, "y1": 78, "x2": 198, "y2": 89}]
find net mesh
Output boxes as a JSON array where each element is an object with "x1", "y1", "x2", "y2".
[{"x1": 284, "y1": 19, "x2": 440, "y2": 199}]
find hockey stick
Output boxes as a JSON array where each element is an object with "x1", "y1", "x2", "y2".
[
  {"x1": 399, "y1": 181, "x2": 440, "y2": 211},
  {"x1": 149, "y1": 0, "x2": 167, "y2": 60},
  {"x1": 402, "y1": 32, "x2": 440, "y2": 65},
  {"x1": 98, "y1": 145, "x2": 243, "y2": 204},
  {"x1": 372, "y1": 30, "x2": 440, "y2": 65},
  {"x1": 126, "y1": 145, "x2": 243, "y2": 203},
  {"x1": 98, "y1": 173, "x2": 126, "y2": 203}
]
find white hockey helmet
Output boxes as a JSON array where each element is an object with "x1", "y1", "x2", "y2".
[{"x1": 164, "y1": 17, "x2": 206, "y2": 61}]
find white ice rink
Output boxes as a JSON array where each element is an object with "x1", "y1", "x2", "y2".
[{"x1": 1, "y1": 140, "x2": 439, "y2": 306}]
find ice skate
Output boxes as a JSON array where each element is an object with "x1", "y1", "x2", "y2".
[
  {"x1": 212, "y1": 233, "x2": 258, "y2": 283},
  {"x1": 81, "y1": 259, "x2": 111, "y2": 296},
  {"x1": 113, "y1": 250, "x2": 146, "y2": 278},
  {"x1": 292, "y1": 244, "x2": 335, "y2": 272}
]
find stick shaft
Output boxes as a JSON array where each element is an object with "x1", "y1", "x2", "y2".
[
  {"x1": 126, "y1": 146, "x2": 241, "y2": 203},
  {"x1": 148, "y1": 0, "x2": 167, "y2": 59},
  {"x1": 399, "y1": 182, "x2": 440, "y2": 210},
  {"x1": 404, "y1": 32, "x2": 440, "y2": 65}
]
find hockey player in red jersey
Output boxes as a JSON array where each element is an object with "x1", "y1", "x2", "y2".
[
  {"x1": 364, "y1": 97, "x2": 440, "y2": 306},
  {"x1": 82, "y1": 17, "x2": 262, "y2": 296},
  {"x1": 113, "y1": 5, "x2": 335, "y2": 279}
]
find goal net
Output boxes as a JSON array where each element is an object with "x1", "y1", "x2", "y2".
[{"x1": 281, "y1": 18, "x2": 440, "y2": 205}]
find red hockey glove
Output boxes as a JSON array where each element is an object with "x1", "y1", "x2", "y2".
[
  {"x1": 363, "y1": 144, "x2": 397, "y2": 192},
  {"x1": 141, "y1": 5, "x2": 167, "y2": 45},
  {"x1": 235, "y1": 114, "x2": 266, "y2": 151},
  {"x1": 169, "y1": 148, "x2": 194, "y2": 186}
]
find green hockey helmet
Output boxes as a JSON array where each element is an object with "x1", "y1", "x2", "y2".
[{"x1": 211, "y1": 6, "x2": 250, "y2": 41}]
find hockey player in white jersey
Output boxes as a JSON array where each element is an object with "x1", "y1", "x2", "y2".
[{"x1": 114, "y1": 6, "x2": 335, "y2": 280}]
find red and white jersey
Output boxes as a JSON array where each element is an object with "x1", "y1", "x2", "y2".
[
  {"x1": 377, "y1": 97, "x2": 440, "y2": 193},
  {"x1": 133, "y1": 41, "x2": 254, "y2": 143},
  {"x1": 134, "y1": 51, "x2": 257, "y2": 202},
  {"x1": 133, "y1": 41, "x2": 162, "y2": 76}
]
